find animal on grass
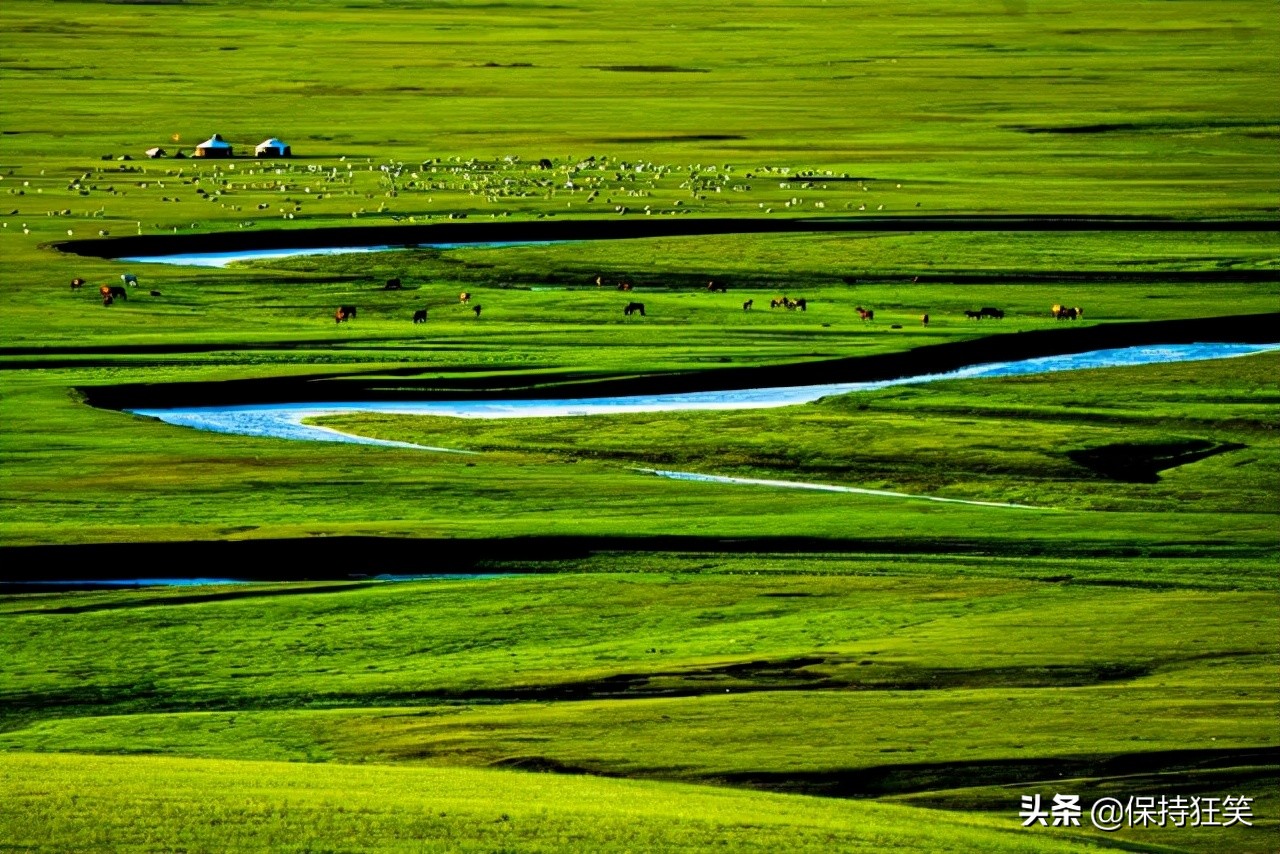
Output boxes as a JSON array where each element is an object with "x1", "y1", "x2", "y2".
[
  {"x1": 335, "y1": 305, "x2": 357, "y2": 323},
  {"x1": 70, "y1": 277, "x2": 85, "y2": 290},
  {"x1": 978, "y1": 306, "x2": 1005, "y2": 319},
  {"x1": 149, "y1": 290, "x2": 162, "y2": 297},
  {"x1": 100, "y1": 285, "x2": 127, "y2": 300},
  {"x1": 964, "y1": 309, "x2": 983, "y2": 320},
  {"x1": 384, "y1": 278, "x2": 402, "y2": 290},
  {"x1": 413, "y1": 308, "x2": 428, "y2": 323},
  {"x1": 1052, "y1": 304, "x2": 1083, "y2": 320},
  {"x1": 856, "y1": 306, "x2": 874, "y2": 321},
  {"x1": 793, "y1": 298, "x2": 807, "y2": 312},
  {"x1": 617, "y1": 281, "x2": 633, "y2": 292},
  {"x1": 472, "y1": 304, "x2": 483, "y2": 318},
  {"x1": 121, "y1": 273, "x2": 138, "y2": 287},
  {"x1": 459, "y1": 291, "x2": 471, "y2": 304},
  {"x1": 624, "y1": 301, "x2": 645, "y2": 317},
  {"x1": 707, "y1": 280, "x2": 727, "y2": 292},
  {"x1": 921, "y1": 313, "x2": 930, "y2": 326},
  {"x1": 743, "y1": 299, "x2": 753, "y2": 311},
  {"x1": 102, "y1": 294, "x2": 114, "y2": 307}
]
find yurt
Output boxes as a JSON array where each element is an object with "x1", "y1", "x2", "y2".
[
  {"x1": 195, "y1": 134, "x2": 233, "y2": 158},
  {"x1": 255, "y1": 138, "x2": 292, "y2": 158}
]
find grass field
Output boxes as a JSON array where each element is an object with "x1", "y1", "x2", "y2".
[{"x1": 2, "y1": 1, "x2": 1278, "y2": 851}]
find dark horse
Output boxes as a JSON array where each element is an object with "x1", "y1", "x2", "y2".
[
  {"x1": 624, "y1": 302, "x2": 646, "y2": 316},
  {"x1": 335, "y1": 305, "x2": 357, "y2": 323}
]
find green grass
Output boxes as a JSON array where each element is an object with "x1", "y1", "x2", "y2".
[
  {"x1": 2, "y1": 0, "x2": 1278, "y2": 851},
  {"x1": 1, "y1": 752, "x2": 1113, "y2": 853}
]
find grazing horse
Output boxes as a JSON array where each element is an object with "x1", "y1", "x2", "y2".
[
  {"x1": 121, "y1": 273, "x2": 138, "y2": 287},
  {"x1": 70, "y1": 277, "x2": 85, "y2": 290},
  {"x1": 472, "y1": 304, "x2": 483, "y2": 318},
  {"x1": 413, "y1": 308, "x2": 428, "y2": 323},
  {"x1": 459, "y1": 291, "x2": 471, "y2": 304},
  {"x1": 978, "y1": 306, "x2": 1005, "y2": 319},
  {"x1": 101, "y1": 285, "x2": 127, "y2": 300},
  {"x1": 384, "y1": 278, "x2": 402, "y2": 290},
  {"x1": 770, "y1": 298, "x2": 785, "y2": 309},
  {"x1": 793, "y1": 298, "x2": 807, "y2": 312},
  {"x1": 624, "y1": 301, "x2": 645, "y2": 316},
  {"x1": 707, "y1": 280, "x2": 727, "y2": 292},
  {"x1": 335, "y1": 305, "x2": 356, "y2": 323},
  {"x1": 743, "y1": 299, "x2": 753, "y2": 311},
  {"x1": 921, "y1": 313, "x2": 930, "y2": 326},
  {"x1": 856, "y1": 306, "x2": 874, "y2": 321}
]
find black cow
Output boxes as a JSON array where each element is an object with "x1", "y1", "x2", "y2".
[
  {"x1": 385, "y1": 278, "x2": 402, "y2": 290},
  {"x1": 335, "y1": 305, "x2": 357, "y2": 323},
  {"x1": 473, "y1": 304, "x2": 483, "y2": 318},
  {"x1": 413, "y1": 308, "x2": 428, "y2": 323},
  {"x1": 978, "y1": 306, "x2": 1005, "y2": 319},
  {"x1": 624, "y1": 302, "x2": 645, "y2": 316},
  {"x1": 71, "y1": 277, "x2": 85, "y2": 290}
]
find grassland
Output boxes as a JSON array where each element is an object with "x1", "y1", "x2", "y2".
[{"x1": 2, "y1": 0, "x2": 1278, "y2": 851}]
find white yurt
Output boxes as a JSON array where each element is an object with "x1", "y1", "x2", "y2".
[
  {"x1": 195, "y1": 134, "x2": 233, "y2": 158},
  {"x1": 255, "y1": 138, "x2": 292, "y2": 158}
]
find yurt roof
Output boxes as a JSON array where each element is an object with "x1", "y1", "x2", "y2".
[
  {"x1": 256, "y1": 138, "x2": 289, "y2": 149},
  {"x1": 197, "y1": 134, "x2": 232, "y2": 149}
]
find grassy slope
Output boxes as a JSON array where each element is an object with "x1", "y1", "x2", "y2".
[
  {"x1": 0, "y1": 752, "x2": 1106, "y2": 854},
  {"x1": 2, "y1": 1, "x2": 1278, "y2": 851}
]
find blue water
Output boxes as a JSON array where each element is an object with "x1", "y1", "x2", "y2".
[
  {"x1": 121, "y1": 241, "x2": 564, "y2": 267},
  {"x1": 127, "y1": 342, "x2": 1280, "y2": 450}
]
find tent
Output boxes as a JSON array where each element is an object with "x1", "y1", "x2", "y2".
[
  {"x1": 195, "y1": 134, "x2": 233, "y2": 158},
  {"x1": 255, "y1": 138, "x2": 292, "y2": 158}
]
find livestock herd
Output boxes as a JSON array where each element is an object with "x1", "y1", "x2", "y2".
[{"x1": 69, "y1": 271, "x2": 1084, "y2": 326}]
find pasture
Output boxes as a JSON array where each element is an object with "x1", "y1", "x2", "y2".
[{"x1": 1, "y1": 0, "x2": 1278, "y2": 851}]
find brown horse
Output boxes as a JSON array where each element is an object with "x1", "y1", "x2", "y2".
[{"x1": 856, "y1": 306, "x2": 874, "y2": 321}]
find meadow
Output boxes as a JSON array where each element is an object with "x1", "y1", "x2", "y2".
[{"x1": 2, "y1": 0, "x2": 1278, "y2": 851}]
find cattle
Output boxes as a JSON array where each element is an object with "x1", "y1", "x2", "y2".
[
  {"x1": 856, "y1": 306, "x2": 874, "y2": 321},
  {"x1": 743, "y1": 299, "x2": 753, "y2": 311},
  {"x1": 707, "y1": 280, "x2": 727, "y2": 292},
  {"x1": 149, "y1": 290, "x2": 162, "y2": 297},
  {"x1": 978, "y1": 306, "x2": 1005, "y2": 319},
  {"x1": 772, "y1": 297, "x2": 799, "y2": 310},
  {"x1": 1054, "y1": 305, "x2": 1082, "y2": 320},
  {"x1": 385, "y1": 278, "x2": 402, "y2": 290},
  {"x1": 472, "y1": 304, "x2": 483, "y2": 318},
  {"x1": 100, "y1": 284, "x2": 127, "y2": 300},
  {"x1": 335, "y1": 305, "x2": 356, "y2": 323},
  {"x1": 71, "y1": 277, "x2": 85, "y2": 290},
  {"x1": 102, "y1": 294, "x2": 114, "y2": 307},
  {"x1": 413, "y1": 308, "x2": 428, "y2": 323},
  {"x1": 624, "y1": 301, "x2": 645, "y2": 316},
  {"x1": 921, "y1": 313, "x2": 930, "y2": 326},
  {"x1": 964, "y1": 310, "x2": 982, "y2": 320},
  {"x1": 793, "y1": 298, "x2": 807, "y2": 312},
  {"x1": 459, "y1": 291, "x2": 471, "y2": 304},
  {"x1": 121, "y1": 273, "x2": 138, "y2": 287}
]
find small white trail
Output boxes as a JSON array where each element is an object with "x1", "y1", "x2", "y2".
[{"x1": 636, "y1": 468, "x2": 1050, "y2": 510}]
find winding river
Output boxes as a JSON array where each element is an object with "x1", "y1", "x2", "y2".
[{"x1": 129, "y1": 342, "x2": 1279, "y2": 448}]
